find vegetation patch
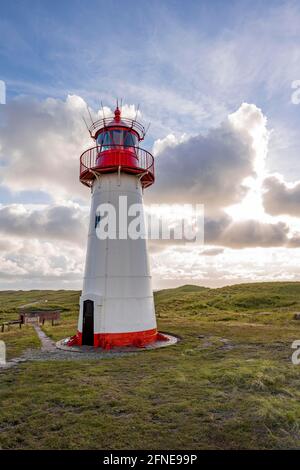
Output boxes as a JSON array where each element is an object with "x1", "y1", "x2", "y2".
[
  {"x1": 0, "y1": 325, "x2": 40, "y2": 361},
  {"x1": 1, "y1": 282, "x2": 300, "y2": 449}
]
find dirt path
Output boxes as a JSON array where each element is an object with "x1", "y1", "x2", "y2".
[{"x1": 33, "y1": 324, "x2": 56, "y2": 352}]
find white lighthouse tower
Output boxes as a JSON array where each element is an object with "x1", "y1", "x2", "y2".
[{"x1": 69, "y1": 105, "x2": 160, "y2": 349}]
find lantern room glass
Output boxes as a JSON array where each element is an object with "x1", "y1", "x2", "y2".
[{"x1": 97, "y1": 130, "x2": 138, "y2": 150}]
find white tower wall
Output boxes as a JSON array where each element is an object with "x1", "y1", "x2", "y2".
[{"x1": 78, "y1": 172, "x2": 157, "y2": 336}]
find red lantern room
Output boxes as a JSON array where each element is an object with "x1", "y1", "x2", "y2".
[{"x1": 80, "y1": 106, "x2": 154, "y2": 189}]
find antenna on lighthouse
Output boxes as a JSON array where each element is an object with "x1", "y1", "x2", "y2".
[
  {"x1": 82, "y1": 116, "x2": 90, "y2": 133},
  {"x1": 100, "y1": 101, "x2": 105, "y2": 120},
  {"x1": 144, "y1": 122, "x2": 151, "y2": 137},
  {"x1": 134, "y1": 104, "x2": 140, "y2": 122},
  {"x1": 86, "y1": 104, "x2": 94, "y2": 126},
  {"x1": 97, "y1": 101, "x2": 102, "y2": 118}
]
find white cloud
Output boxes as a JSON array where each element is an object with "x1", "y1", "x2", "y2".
[
  {"x1": 0, "y1": 237, "x2": 84, "y2": 289},
  {"x1": 0, "y1": 95, "x2": 298, "y2": 288},
  {"x1": 0, "y1": 95, "x2": 92, "y2": 201},
  {"x1": 150, "y1": 245, "x2": 300, "y2": 289},
  {"x1": 0, "y1": 96, "x2": 144, "y2": 206},
  {"x1": 228, "y1": 103, "x2": 270, "y2": 177},
  {"x1": 152, "y1": 133, "x2": 188, "y2": 157},
  {"x1": 0, "y1": 203, "x2": 88, "y2": 245},
  {"x1": 151, "y1": 103, "x2": 267, "y2": 213}
]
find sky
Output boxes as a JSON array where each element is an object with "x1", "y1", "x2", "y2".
[{"x1": 1, "y1": 0, "x2": 300, "y2": 289}]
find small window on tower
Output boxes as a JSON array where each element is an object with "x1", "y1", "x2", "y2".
[{"x1": 95, "y1": 214, "x2": 101, "y2": 229}]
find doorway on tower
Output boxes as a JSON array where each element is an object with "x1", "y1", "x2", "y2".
[{"x1": 82, "y1": 300, "x2": 94, "y2": 346}]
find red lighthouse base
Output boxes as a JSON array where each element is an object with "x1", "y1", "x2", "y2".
[{"x1": 67, "y1": 328, "x2": 168, "y2": 350}]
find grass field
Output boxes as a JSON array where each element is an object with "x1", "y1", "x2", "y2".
[{"x1": 1, "y1": 282, "x2": 300, "y2": 449}]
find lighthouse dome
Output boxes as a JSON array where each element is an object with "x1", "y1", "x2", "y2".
[
  {"x1": 93, "y1": 106, "x2": 140, "y2": 149},
  {"x1": 80, "y1": 104, "x2": 154, "y2": 189},
  {"x1": 88, "y1": 106, "x2": 146, "y2": 141}
]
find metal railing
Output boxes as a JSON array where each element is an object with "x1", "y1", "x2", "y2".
[
  {"x1": 88, "y1": 117, "x2": 146, "y2": 139},
  {"x1": 80, "y1": 145, "x2": 155, "y2": 187}
]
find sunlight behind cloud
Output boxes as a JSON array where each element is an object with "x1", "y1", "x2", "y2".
[{"x1": 226, "y1": 103, "x2": 270, "y2": 222}]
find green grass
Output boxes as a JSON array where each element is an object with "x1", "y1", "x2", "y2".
[
  {"x1": 0, "y1": 289, "x2": 79, "y2": 323},
  {"x1": 1, "y1": 282, "x2": 300, "y2": 449},
  {"x1": 0, "y1": 325, "x2": 40, "y2": 361}
]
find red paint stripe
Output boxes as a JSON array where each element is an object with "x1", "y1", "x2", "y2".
[
  {"x1": 94, "y1": 328, "x2": 158, "y2": 349},
  {"x1": 67, "y1": 328, "x2": 166, "y2": 349},
  {"x1": 67, "y1": 331, "x2": 82, "y2": 346}
]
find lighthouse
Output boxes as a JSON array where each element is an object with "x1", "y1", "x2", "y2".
[{"x1": 69, "y1": 105, "x2": 160, "y2": 349}]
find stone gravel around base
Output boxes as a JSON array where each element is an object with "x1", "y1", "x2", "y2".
[
  {"x1": 56, "y1": 333, "x2": 178, "y2": 354},
  {"x1": 0, "y1": 327, "x2": 178, "y2": 369}
]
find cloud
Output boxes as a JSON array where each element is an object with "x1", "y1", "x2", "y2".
[
  {"x1": 0, "y1": 94, "x2": 296, "y2": 288},
  {"x1": 263, "y1": 174, "x2": 300, "y2": 217},
  {"x1": 200, "y1": 247, "x2": 224, "y2": 256},
  {"x1": 0, "y1": 203, "x2": 88, "y2": 245},
  {"x1": 0, "y1": 95, "x2": 145, "y2": 206},
  {"x1": 150, "y1": 245, "x2": 300, "y2": 290},
  {"x1": 0, "y1": 96, "x2": 267, "y2": 216},
  {"x1": 152, "y1": 133, "x2": 188, "y2": 156},
  {"x1": 217, "y1": 219, "x2": 289, "y2": 248},
  {"x1": 0, "y1": 237, "x2": 84, "y2": 289},
  {"x1": 0, "y1": 95, "x2": 93, "y2": 201},
  {"x1": 150, "y1": 103, "x2": 267, "y2": 211},
  {"x1": 0, "y1": 238, "x2": 18, "y2": 252},
  {"x1": 204, "y1": 213, "x2": 288, "y2": 248},
  {"x1": 287, "y1": 235, "x2": 300, "y2": 248},
  {"x1": 204, "y1": 212, "x2": 232, "y2": 244},
  {"x1": 147, "y1": 210, "x2": 289, "y2": 251}
]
